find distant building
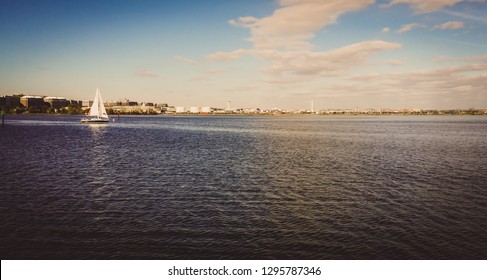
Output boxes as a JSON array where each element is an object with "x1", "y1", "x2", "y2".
[
  {"x1": 20, "y1": 96, "x2": 45, "y2": 108},
  {"x1": 189, "y1": 106, "x2": 200, "y2": 114},
  {"x1": 201, "y1": 106, "x2": 212, "y2": 114},
  {"x1": 140, "y1": 103, "x2": 156, "y2": 113},
  {"x1": 243, "y1": 108, "x2": 258, "y2": 114},
  {"x1": 44, "y1": 97, "x2": 69, "y2": 109},
  {"x1": 162, "y1": 106, "x2": 175, "y2": 114},
  {"x1": 68, "y1": 100, "x2": 82, "y2": 107},
  {"x1": 0, "y1": 95, "x2": 21, "y2": 111},
  {"x1": 106, "y1": 101, "x2": 118, "y2": 107},
  {"x1": 82, "y1": 100, "x2": 93, "y2": 108},
  {"x1": 175, "y1": 106, "x2": 187, "y2": 113}
]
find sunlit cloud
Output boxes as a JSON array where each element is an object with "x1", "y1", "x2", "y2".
[
  {"x1": 208, "y1": 0, "x2": 401, "y2": 84},
  {"x1": 442, "y1": 9, "x2": 487, "y2": 23},
  {"x1": 384, "y1": 0, "x2": 485, "y2": 13},
  {"x1": 206, "y1": 49, "x2": 248, "y2": 61},
  {"x1": 427, "y1": 36, "x2": 487, "y2": 48},
  {"x1": 230, "y1": 0, "x2": 374, "y2": 50},
  {"x1": 382, "y1": 27, "x2": 391, "y2": 33},
  {"x1": 174, "y1": 55, "x2": 198, "y2": 65},
  {"x1": 396, "y1": 23, "x2": 424, "y2": 33},
  {"x1": 433, "y1": 21, "x2": 465, "y2": 29},
  {"x1": 191, "y1": 68, "x2": 225, "y2": 81},
  {"x1": 264, "y1": 41, "x2": 402, "y2": 77},
  {"x1": 137, "y1": 70, "x2": 159, "y2": 78},
  {"x1": 435, "y1": 55, "x2": 487, "y2": 63},
  {"x1": 384, "y1": 59, "x2": 405, "y2": 65},
  {"x1": 324, "y1": 60, "x2": 487, "y2": 108},
  {"x1": 228, "y1": 16, "x2": 258, "y2": 28}
]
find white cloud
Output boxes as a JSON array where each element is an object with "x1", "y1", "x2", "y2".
[
  {"x1": 200, "y1": 1, "x2": 486, "y2": 108},
  {"x1": 396, "y1": 23, "x2": 424, "y2": 33},
  {"x1": 205, "y1": 49, "x2": 248, "y2": 61},
  {"x1": 385, "y1": 0, "x2": 484, "y2": 13},
  {"x1": 230, "y1": 0, "x2": 374, "y2": 50},
  {"x1": 137, "y1": 70, "x2": 158, "y2": 78},
  {"x1": 174, "y1": 55, "x2": 198, "y2": 65},
  {"x1": 207, "y1": 41, "x2": 401, "y2": 79},
  {"x1": 207, "y1": 0, "x2": 402, "y2": 83},
  {"x1": 433, "y1": 21, "x2": 465, "y2": 29},
  {"x1": 228, "y1": 16, "x2": 258, "y2": 28},
  {"x1": 264, "y1": 41, "x2": 402, "y2": 77},
  {"x1": 191, "y1": 68, "x2": 225, "y2": 81},
  {"x1": 427, "y1": 36, "x2": 487, "y2": 47},
  {"x1": 442, "y1": 9, "x2": 487, "y2": 23},
  {"x1": 385, "y1": 59, "x2": 405, "y2": 65},
  {"x1": 341, "y1": 60, "x2": 487, "y2": 107}
]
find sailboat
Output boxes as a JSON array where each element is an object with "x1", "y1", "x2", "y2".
[{"x1": 81, "y1": 88, "x2": 109, "y2": 123}]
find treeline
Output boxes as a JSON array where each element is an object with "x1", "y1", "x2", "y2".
[
  {"x1": 321, "y1": 109, "x2": 487, "y2": 116},
  {"x1": 1, "y1": 104, "x2": 85, "y2": 115},
  {"x1": 1, "y1": 105, "x2": 159, "y2": 115},
  {"x1": 105, "y1": 108, "x2": 158, "y2": 115},
  {"x1": 0, "y1": 105, "x2": 159, "y2": 115}
]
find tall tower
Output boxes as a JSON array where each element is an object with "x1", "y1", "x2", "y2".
[
  {"x1": 311, "y1": 100, "x2": 314, "y2": 113},
  {"x1": 227, "y1": 101, "x2": 231, "y2": 110}
]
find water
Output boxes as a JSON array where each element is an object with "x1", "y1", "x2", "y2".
[{"x1": 1, "y1": 115, "x2": 486, "y2": 259}]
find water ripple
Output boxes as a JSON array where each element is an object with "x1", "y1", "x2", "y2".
[{"x1": 1, "y1": 115, "x2": 486, "y2": 259}]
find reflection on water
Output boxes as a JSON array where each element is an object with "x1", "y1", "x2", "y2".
[{"x1": 0, "y1": 115, "x2": 486, "y2": 259}]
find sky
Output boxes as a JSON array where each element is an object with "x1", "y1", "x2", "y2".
[{"x1": 1, "y1": 0, "x2": 486, "y2": 109}]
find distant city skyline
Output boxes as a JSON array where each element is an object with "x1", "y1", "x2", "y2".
[{"x1": 1, "y1": 0, "x2": 486, "y2": 109}]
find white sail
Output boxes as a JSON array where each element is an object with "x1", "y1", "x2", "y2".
[
  {"x1": 88, "y1": 89, "x2": 100, "y2": 117},
  {"x1": 98, "y1": 89, "x2": 108, "y2": 119},
  {"x1": 81, "y1": 88, "x2": 109, "y2": 123}
]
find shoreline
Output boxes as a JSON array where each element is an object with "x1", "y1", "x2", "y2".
[{"x1": 2, "y1": 112, "x2": 486, "y2": 117}]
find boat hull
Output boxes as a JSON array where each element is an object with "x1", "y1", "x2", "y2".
[{"x1": 81, "y1": 118, "x2": 109, "y2": 123}]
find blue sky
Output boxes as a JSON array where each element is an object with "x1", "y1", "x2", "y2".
[{"x1": 1, "y1": 0, "x2": 486, "y2": 109}]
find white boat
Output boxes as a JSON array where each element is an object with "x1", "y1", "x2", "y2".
[{"x1": 81, "y1": 88, "x2": 109, "y2": 123}]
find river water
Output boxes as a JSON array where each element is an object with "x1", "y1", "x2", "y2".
[{"x1": 1, "y1": 115, "x2": 486, "y2": 259}]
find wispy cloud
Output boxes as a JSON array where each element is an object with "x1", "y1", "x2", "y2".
[
  {"x1": 137, "y1": 70, "x2": 159, "y2": 78},
  {"x1": 442, "y1": 9, "x2": 487, "y2": 23},
  {"x1": 335, "y1": 60, "x2": 487, "y2": 108},
  {"x1": 230, "y1": 0, "x2": 374, "y2": 50},
  {"x1": 199, "y1": 0, "x2": 486, "y2": 108},
  {"x1": 396, "y1": 23, "x2": 424, "y2": 33},
  {"x1": 206, "y1": 49, "x2": 248, "y2": 61},
  {"x1": 384, "y1": 59, "x2": 405, "y2": 65},
  {"x1": 433, "y1": 21, "x2": 465, "y2": 29},
  {"x1": 174, "y1": 55, "x2": 198, "y2": 65},
  {"x1": 384, "y1": 0, "x2": 484, "y2": 13},
  {"x1": 228, "y1": 16, "x2": 258, "y2": 28},
  {"x1": 191, "y1": 68, "x2": 225, "y2": 81},
  {"x1": 207, "y1": 41, "x2": 401, "y2": 80},
  {"x1": 435, "y1": 54, "x2": 487, "y2": 63},
  {"x1": 263, "y1": 41, "x2": 401, "y2": 78},
  {"x1": 428, "y1": 36, "x2": 487, "y2": 48},
  {"x1": 207, "y1": 0, "x2": 401, "y2": 84}
]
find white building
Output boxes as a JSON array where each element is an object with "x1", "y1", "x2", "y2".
[
  {"x1": 82, "y1": 100, "x2": 93, "y2": 108},
  {"x1": 189, "y1": 106, "x2": 201, "y2": 114},
  {"x1": 175, "y1": 106, "x2": 187, "y2": 113}
]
